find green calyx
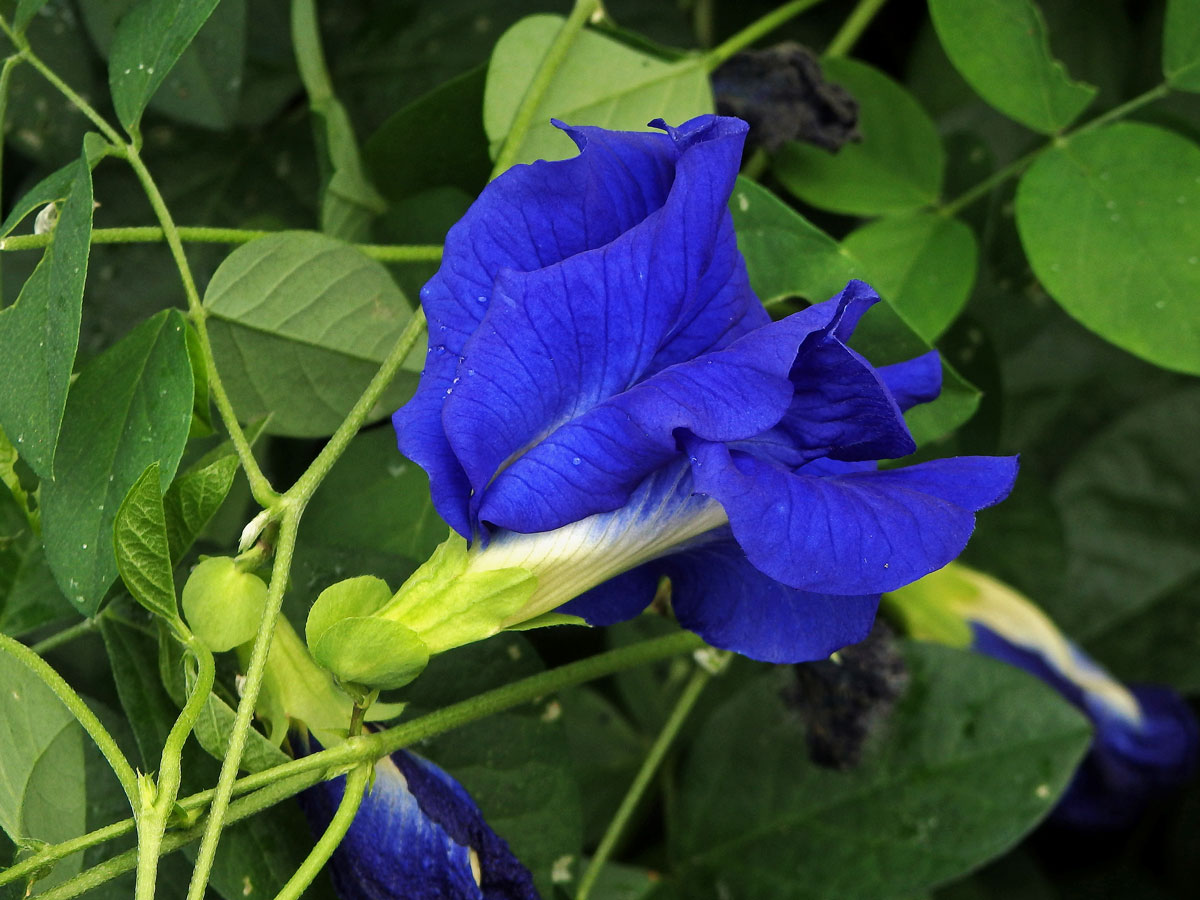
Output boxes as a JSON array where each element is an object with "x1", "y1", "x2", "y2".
[{"x1": 304, "y1": 534, "x2": 537, "y2": 692}]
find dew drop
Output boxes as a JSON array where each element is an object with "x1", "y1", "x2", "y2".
[
  {"x1": 1155, "y1": 300, "x2": 1166, "y2": 310},
  {"x1": 1110, "y1": 213, "x2": 1120, "y2": 222},
  {"x1": 466, "y1": 368, "x2": 476, "y2": 376},
  {"x1": 571, "y1": 457, "x2": 581, "y2": 466},
  {"x1": 81, "y1": 543, "x2": 88, "y2": 550},
  {"x1": 1189, "y1": 257, "x2": 1198, "y2": 265},
  {"x1": 476, "y1": 295, "x2": 488, "y2": 303},
  {"x1": 1178, "y1": 196, "x2": 1188, "y2": 204},
  {"x1": 1105, "y1": 200, "x2": 1116, "y2": 210}
]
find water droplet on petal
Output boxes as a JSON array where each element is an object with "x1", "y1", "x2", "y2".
[
  {"x1": 571, "y1": 457, "x2": 581, "y2": 466},
  {"x1": 476, "y1": 295, "x2": 488, "y2": 303}
]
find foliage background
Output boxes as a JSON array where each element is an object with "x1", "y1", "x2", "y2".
[{"x1": 0, "y1": 0, "x2": 1198, "y2": 898}]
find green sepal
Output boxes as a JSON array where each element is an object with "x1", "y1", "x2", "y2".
[
  {"x1": 305, "y1": 575, "x2": 393, "y2": 649},
  {"x1": 882, "y1": 565, "x2": 976, "y2": 648},
  {"x1": 506, "y1": 611, "x2": 588, "y2": 632},
  {"x1": 379, "y1": 533, "x2": 537, "y2": 653},
  {"x1": 181, "y1": 556, "x2": 268, "y2": 652},
  {"x1": 308, "y1": 616, "x2": 430, "y2": 691}
]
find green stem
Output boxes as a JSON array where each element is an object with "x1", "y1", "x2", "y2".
[
  {"x1": 270, "y1": 763, "x2": 371, "y2": 900},
  {"x1": 0, "y1": 226, "x2": 444, "y2": 260},
  {"x1": 0, "y1": 226, "x2": 444, "y2": 264},
  {"x1": 0, "y1": 629, "x2": 707, "y2": 892},
  {"x1": 0, "y1": 633, "x2": 140, "y2": 811},
  {"x1": 940, "y1": 81, "x2": 1172, "y2": 218},
  {"x1": 285, "y1": 309, "x2": 427, "y2": 504},
  {"x1": 490, "y1": 0, "x2": 600, "y2": 177},
  {"x1": 30, "y1": 616, "x2": 98, "y2": 655},
  {"x1": 825, "y1": 0, "x2": 888, "y2": 58},
  {"x1": 704, "y1": 0, "x2": 828, "y2": 69},
  {"x1": 36, "y1": 773, "x2": 322, "y2": 900},
  {"x1": 184, "y1": 509, "x2": 301, "y2": 900},
  {"x1": 576, "y1": 666, "x2": 711, "y2": 900},
  {"x1": 0, "y1": 53, "x2": 21, "y2": 303},
  {"x1": 123, "y1": 146, "x2": 279, "y2": 509},
  {"x1": 133, "y1": 642, "x2": 216, "y2": 900}
]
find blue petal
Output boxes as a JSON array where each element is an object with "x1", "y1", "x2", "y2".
[
  {"x1": 971, "y1": 624, "x2": 1199, "y2": 829},
  {"x1": 877, "y1": 350, "x2": 942, "y2": 413},
  {"x1": 664, "y1": 539, "x2": 879, "y2": 663},
  {"x1": 441, "y1": 119, "x2": 759, "y2": 517},
  {"x1": 688, "y1": 441, "x2": 1018, "y2": 594},
  {"x1": 300, "y1": 751, "x2": 538, "y2": 900},
  {"x1": 476, "y1": 302, "x2": 844, "y2": 533},
  {"x1": 394, "y1": 116, "x2": 756, "y2": 536},
  {"x1": 559, "y1": 563, "x2": 661, "y2": 626}
]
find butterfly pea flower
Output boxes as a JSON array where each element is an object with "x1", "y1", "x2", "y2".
[
  {"x1": 299, "y1": 747, "x2": 539, "y2": 900},
  {"x1": 388, "y1": 113, "x2": 1017, "y2": 664},
  {"x1": 885, "y1": 563, "x2": 1199, "y2": 828}
]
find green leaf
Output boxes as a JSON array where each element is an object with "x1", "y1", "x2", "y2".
[
  {"x1": 483, "y1": 14, "x2": 713, "y2": 168},
  {"x1": 302, "y1": 427, "x2": 446, "y2": 562},
  {"x1": 0, "y1": 163, "x2": 77, "y2": 238},
  {"x1": 0, "y1": 653, "x2": 86, "y2": 892},
  {"x1": 41, "y1": 310, "x2": 194, "y2": 615},
  {"x1": 842, "y1": 212, "x2": 979, "y2": 342},
  {"x1": 728, "y1": 177, "x2": 858, "y2": 307},
  {"x1": 203, "y1": 231, "x2": 418, "y2": 437},
  {"x1": 674, "y1": 644, "x2": 1091, "y2": 899},
  {"x1": 14, "y1": 0, "x2": 52, "y2": 32},
  {"x1": 364, "y1": 64, "x2": 491, "y2": 202},
  {"x1": 1051, "y1": 387, "x2": 1200, "y2": 641},
  {"x1": 181, "y1": 557, "x2": 267, "y2": 653},
  {"x1": 184, "y1": 321, "x2": 214, "y2": 437},
  {"x1": 163, "y1": 453, "x2": 239, "y2": 563},
  {"x1": 107, "y1": 0, "x2": 223, "y2": 133},
  {"x1": 1015, "y1": 123, "x2": 1200, "y2": 375},
  {"x1": 0, "y1": 152, "x2": 93, "y2": 481},
  {"x1": 113, "y1": 462, "x2": 180, "y2": 625},
  {"x1": 928, "y1": 0, "x2": 1096, "y2": 133},
  {"x1": 774, "y1": 58, "x2": 943, "y2": 216},
  {"x1": 1165, "y1": 0, "x2": 1200, "y2": 90}
]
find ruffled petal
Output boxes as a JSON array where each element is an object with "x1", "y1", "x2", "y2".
[
  {"x1": 477, "y1": 302, "x2": 845, "y2": 533},
  {"x1": 877, "y1": 350, "x2": 942, "y2": 413},
  {"x1": 665, "y1": 540, "x2": 879, "y2": 663},
  {"x1": 440, "y1": 118, "x2": 759, "y2": 511},
  {"x1": 300, "y1": 751, "x2": 538, "y2": 900},
  {"x1": 688, "y1": 440, "x2": 1018, "y2": 594},
  {"x1": 394, "y1": 120, "x2": 692, "y2": 535}
]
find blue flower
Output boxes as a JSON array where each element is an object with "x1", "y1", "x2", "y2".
[
  {"x1": 887, "y1": 563, "x2": 1199, "y2": 829},
  {"x1": 300, "y1": 748, "x2": 539, "y2": 900},
  {"x1": 392, "y1": 114, "x2": 1017, "y2": 663}
]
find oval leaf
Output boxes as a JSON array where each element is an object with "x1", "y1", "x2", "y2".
[
  {"x1": 842, "y1": 212, "x2": 979, "y2": 342},
  {"x1": 1015, "y1": 123, "x2": 1200, "y2": 375},
  {"x1": 728, "y1": 177, "x2": 858, "y2": 307},
  {"x1": 113, "y1": 461, "x2": 180, "y2": 625},
  {"x1": 203, "y1": 231, "x2": 418, "y2": 437},
  {"x1": 108, "y1": 0, "x2": 222, "y2": 132},
  {"x1": 484, "y1": 14, "x2": 713, "y2": 167},
  {"x1": 674, "y1": 644, "x2": 1091, "y2": 899},
  {"x1": 1165, "y1": 0, "x2": 1200, "y2": 90},
  {"x1": 41, "y1": 309, "x2": 194, "y2": 615},
  {"x1": 774, "y1": 57, "x2": 944, "y2": 215},
  {"x1": 929, "y1": 0, "x2": 1096, "y2": 133},
  {"x1": 0, "y1": 152, "x2": 93, "y2": 481}
]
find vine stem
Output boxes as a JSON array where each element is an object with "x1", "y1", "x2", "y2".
[
  {"x1": 940, "y1": 81, "x2": 1172, "y2": 218},
  {"x1": 285, "y1": 308, "x2": 427, "y2": 504},
  {"x1": 704, "y1": 0, "x2": 828, "y2": 70},
  {"x1": 134, "y1": 642, "x2": 216, "y2": 900},
  {"x1": 29, "y1": 616, "x2": 98, "y2": 654},
  {"x1": 0, "y1": 52, "x2": 21, "y2": 302},
  {"x1": 490, "y1": 0, "x2": 600, "y2": 177},
  {"x1": 270, "y1": 763, "x2": 371, "y2": 900},
  {"x1": 576, "y1": 666, "x2": 712, "y2": 900},
  {"x1": 0, "y1": 226, "x2": 444, "y2": 262},
  {"x1": 0, "y1": 633, "x2": 140, "y2": 811},
  {"x1": 184, "y1": 508, "x2": 301, "y2": 900},
  {"x1": 123, "y1": 144, "x2": 279, "y2": 509},
  {"x1": 825, "y1": 0, "x2": 889, "y2": 58},
  {"x1": 0, "y1": 629, "x2": 708, "y2": 893},
  {"x1": 36, "y1": 773, "x2": 323, "y2": 900}
]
